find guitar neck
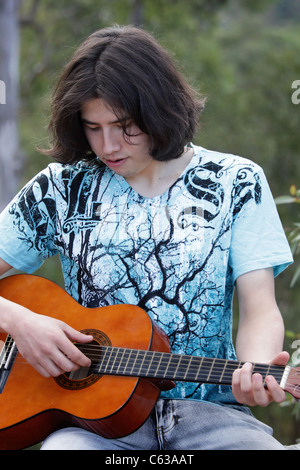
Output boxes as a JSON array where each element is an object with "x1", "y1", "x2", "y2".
[{"x1": 94, "y1": 346, "x2": 286, "y2": 386}]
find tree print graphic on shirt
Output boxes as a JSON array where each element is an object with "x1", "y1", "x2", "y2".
[{"x1": 7, "y1": 150, "x2": 265, "y2": 401}]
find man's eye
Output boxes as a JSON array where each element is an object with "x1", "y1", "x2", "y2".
[
  {"x1": 86, "y1": 125, "x2": 99, "y2": 132},
  {"x1": 123, "y1": 121, "x2": 136, "y2": 133},
  {"x1": 124, "y1": 122, "x2": 133, "y2": 131}
]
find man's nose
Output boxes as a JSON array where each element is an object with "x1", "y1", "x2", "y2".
[{"x1": 102, "y1": 128, "x2": 121, "y2": 155}]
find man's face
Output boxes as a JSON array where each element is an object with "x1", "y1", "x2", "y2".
[{"x1": 81, "y1": 98, "x2": 153, "y2": 179}]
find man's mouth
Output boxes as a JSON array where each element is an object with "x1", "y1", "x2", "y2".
[{"x1": 105, "y1": 157, "x2": 128, "y2": 168}]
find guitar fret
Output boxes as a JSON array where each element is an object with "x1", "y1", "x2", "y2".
[
  {"x1": 215, "y1": 359, "x2": 238, "y2": 384},
  {"x1": 138, "y1": 352, "x2": 145, "y2": 375},
  {"x1": 109, "y1": 348, "x2": 120, "y2": 373},
  {"x1": 146, "y1": 351, "x2": 163, "y2": 378},
  {"x1": 195, "y1": 356, "x2": 204, "y2": 381},
  {"x1": 206, "y1": 358, "x2": 215, "y2": 381},
  {"x1": 145, "y1": 351, "x2": 156, "y2": 376},
  {"x1": 163, "y1": 354, "x2": 180, "y2": 379},
  {"x1": 218, "y1": 359, "x2": 228, "y2": 383},
  {"x1": 191, "y1": 358, "x2": 232, "y2": 384},
  {"x1": 96, "y1": 347, "x2": 286, "y2": 391},
  {"x1": 173, "y1": 354, "x2": 183, "y2": 378},
  {"x1": 183, "y1": 356, "x2": 193, "y2": 380},
  {"x1": 129, "y1": 349, "x2": 140, "y2": 373},
  {"x1": 116, "y1": 348, "x2": 129, "y2": 375},
  {"x1": 161, "y1": 353, "x2": 172, "y2": 378},
  {"x1": 189, "y1": 357, "x2": 211, "y2": 382},
  {"x1": 101, "y1": 347, "x2": 112, "y2": 373},
  {"x1": 101, "y1": 347, "x2": 122, "y2": 374},
  {"x1": 147, "y1": 353, "x2": 161, "y2": 377},
  {"x1": 165, "y1": 355, "x2": 195, "y2": 381},
  {"x1": 99, "y1": 346, "x2": 112, "y2": 374},
  {"x1": 126, "y1": 349, "x2": 136, "y2": 375},
  {"x1": 257, "y1": 364, "x2": 270, "y2": 383},
  {"x1": 136, "y1": 350, "x2": 146, "y2": 375},
  {"x1": 221, "y1": 360, "x2": 231, "y2": 383},
  {"x1": 124, "y1": 349, "x2": 139, "y2": 375},
  {"x1": 119, "y1": 349, "x2": 134, "y2": 375}
]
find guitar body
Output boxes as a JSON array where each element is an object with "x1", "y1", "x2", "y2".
[{"x1": 0, "y1": 275, "x2": 170, "y2": 450}]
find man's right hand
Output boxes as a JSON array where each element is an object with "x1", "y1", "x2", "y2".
[{"x1": 1, "y1": 299, "x2": 93, "y2": 378}]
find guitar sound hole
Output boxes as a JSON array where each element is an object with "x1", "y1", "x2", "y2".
[
  {"x1": 54, "y1": 329, "x2": 111, "y2": 391},
  {"x1": 66, "y1": 339, "x2": 99, "y2": 381}
]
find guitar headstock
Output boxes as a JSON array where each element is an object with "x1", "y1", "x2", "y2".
[{"x1": 284, "y1": 366, "x2": 300, "y2": 400}]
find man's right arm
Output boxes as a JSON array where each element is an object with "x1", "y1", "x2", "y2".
[
  {"x1": 0, "y1": 257, "x2": 13, "y2": 277},
  {"x1": 0, "y1": 257, "x2": 93, "y2": 377}
]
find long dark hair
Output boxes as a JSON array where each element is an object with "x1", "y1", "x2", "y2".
[{"x1": 43, "y1": 25, "x2": 205, "y2": 164}]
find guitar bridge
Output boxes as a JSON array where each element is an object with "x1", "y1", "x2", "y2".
[{"x1": 0, "y1": 335, "x2": 18, "y2": 393}]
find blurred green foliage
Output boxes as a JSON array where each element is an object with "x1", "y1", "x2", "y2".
[
  {"x1": 276, "y1": 185, "x2": 300, "y2": 287},
  {"x1": 18, "y1": 0, "x2": 300, "y2": 445}
]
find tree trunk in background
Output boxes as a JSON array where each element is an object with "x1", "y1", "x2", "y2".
[
  {"x1": 130, "y1": 0, "x2": 144, "y2": 26},
  {"x1": 0, "y1": 0, "x2": 22, "y2": 211}
]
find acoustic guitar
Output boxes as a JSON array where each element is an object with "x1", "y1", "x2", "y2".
[{"x1": 0, "y1": 275, "x2": 299, "y2": 450}]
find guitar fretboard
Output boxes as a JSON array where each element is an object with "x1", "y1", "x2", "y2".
[{"x1": 91, "y1": 346, "x2": 285, "y2": 386}]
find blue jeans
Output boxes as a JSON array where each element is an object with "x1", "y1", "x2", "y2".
[{"x1": 41, "y1": 399, "x2": 284, "y2": 450}]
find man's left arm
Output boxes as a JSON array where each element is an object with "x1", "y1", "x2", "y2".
[{"x1": 232, "y1": 268, "x2": 289, "y2": 407}]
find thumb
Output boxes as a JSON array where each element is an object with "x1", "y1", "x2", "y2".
[
  {"x1": 64, "y1": 325, "x2": 94, "y2": 344},
  {"x1": 270, "y1": 351, "x2": 290, "y2": 366}
]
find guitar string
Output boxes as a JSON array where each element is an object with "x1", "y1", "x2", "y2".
[
  {"x1": 9, "y1": 354, "x2": 285, "y2": 372},
  {"x1": 1, "y1": 337, "x2": 287, "y2": 381},
  {"x1": 2, "y1": 344, "x2": 295, "y2": 390},
  {"x1": 7, "y1": 343, "x2": 285, "y2": 371},
  {"x1": 0, "y1": 322, "x2": 295, "y2": 388},
  {"x1": 10, "y1": 356, "x2": 285, "y2": 377},
  {"x1": 9, "y1": 347, "x2": 285, "y2": 374},
  {"x1": 8, "y1": 347, "x2": 286, "y2": 381},
  {"x1": 1, "y1": 339, "x2": 288, "y2": 378},
  {"x1": 8, "y1": 361, "x2": 285, "y2": 384},
  {"x1": 77, "y1": 345, "x2": 286, "y2": 375},
  {"x1": 4, "y1": 362, "x2": 287, "y2": 385}
]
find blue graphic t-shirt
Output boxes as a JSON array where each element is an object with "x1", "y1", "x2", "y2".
[{"x1": 0, "y1": 145, "x2": 293, "y2": 404}]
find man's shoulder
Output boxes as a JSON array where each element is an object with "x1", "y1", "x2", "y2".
[
  {"x1": 46, "y1": 160, "x2": 105, "y2": 180},
  {"x1": 192, "y1": 145, "x2": 262, "y2": 174}
]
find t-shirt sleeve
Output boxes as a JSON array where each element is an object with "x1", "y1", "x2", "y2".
[
  {"x1": 0, "y1": 168, "x2": 58, "y2": 273},
  {"x1": 229, "y1": 167, "x2": 293, "y2": 282}
]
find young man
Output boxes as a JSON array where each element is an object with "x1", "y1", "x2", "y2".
[{"x1": 0, "y1": 25, "x2": 293, "y2": 450}]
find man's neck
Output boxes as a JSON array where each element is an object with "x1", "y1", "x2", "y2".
[{"x1": 125, "y1": 147, "x2": 194, "y2": 199}]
